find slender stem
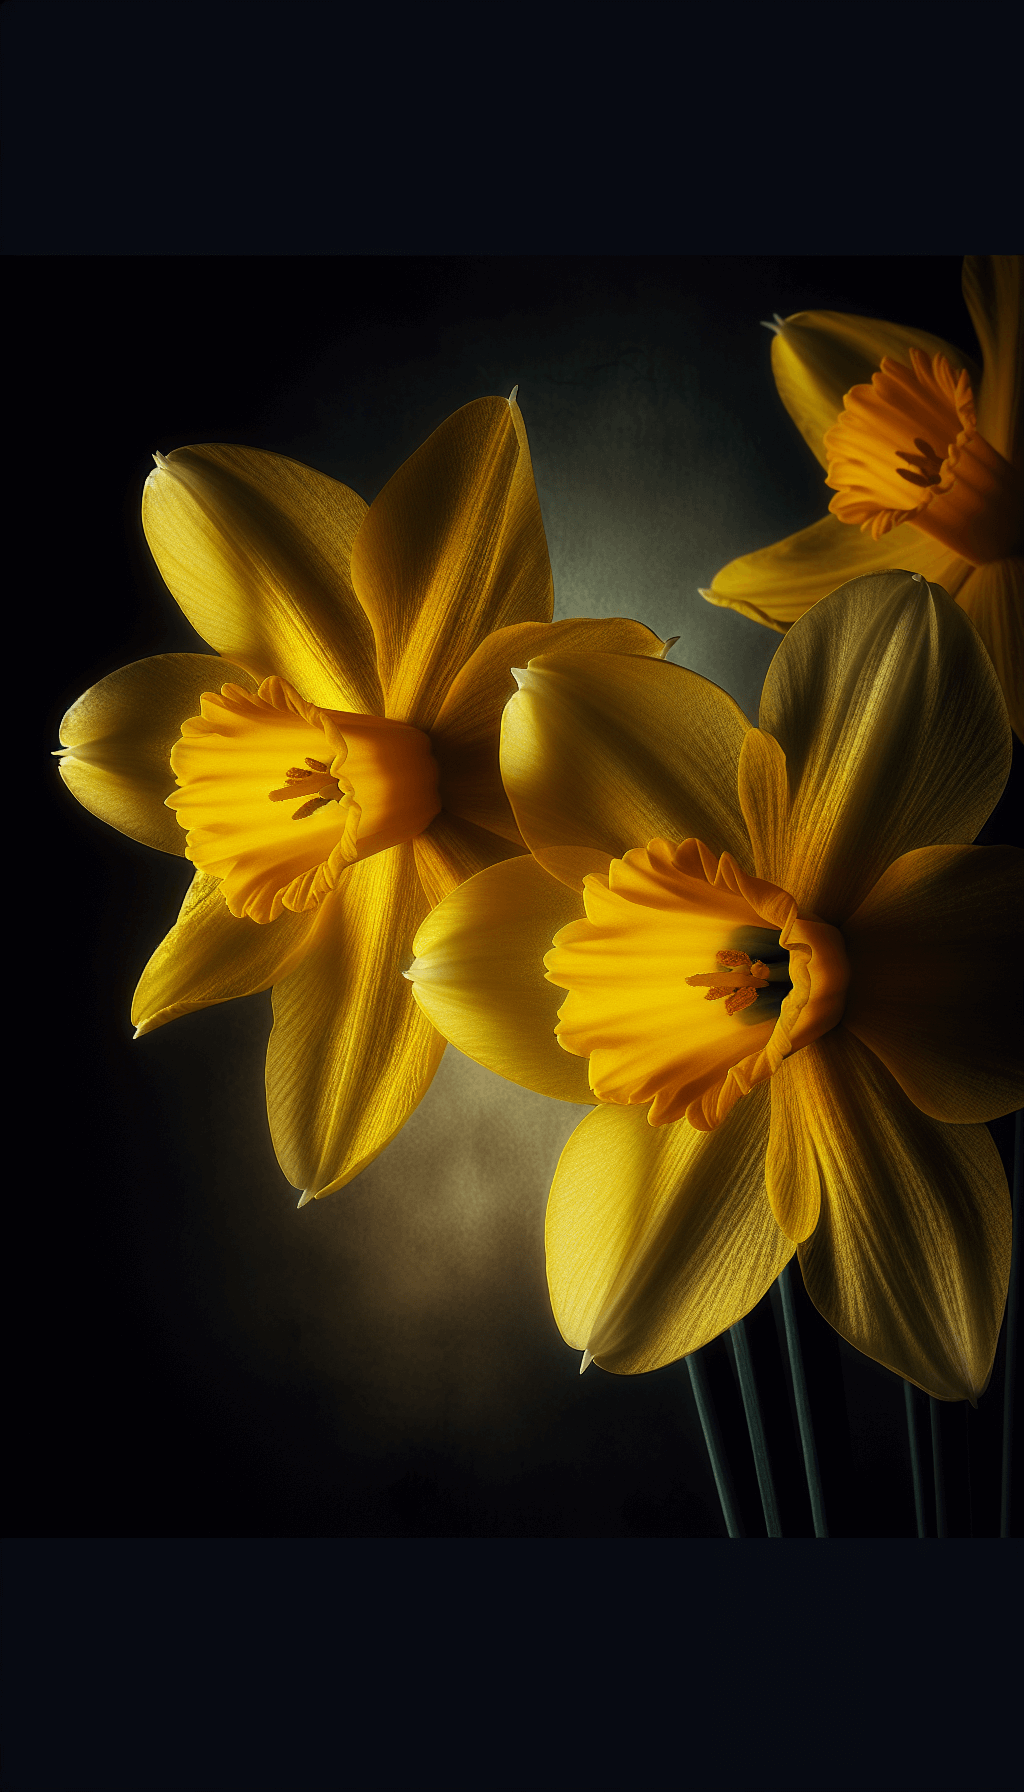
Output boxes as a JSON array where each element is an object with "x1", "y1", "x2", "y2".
[
  {"x1": 1001, "y1": 1108, "x2": 1022, "y2": 1539},
  {"x1": 686, "y1": 1353, "x2": 744, "y2": 1538},
  {"x1": 779, "y1": 1264, "x2": 828, "y2": 1537},
  {"x1": 731, "y1": 1316, "x2": 782, "y2": 1537},
  {"x1": 930, "y1": 1398, "x2": 948, "y2": 1539},
  {"x1": 903, "y1": 1381, "x2": 929, "y2": 1539}
]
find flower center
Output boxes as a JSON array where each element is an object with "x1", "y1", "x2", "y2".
[
  {"x1": 545, "y1": 838, "x2": 848, "y2": 1130},
  {"x1": 168, "y1": 675, "x2": 441, "y2": 922},
  {"x1": 823, "y1": 348, "x2": 1022, "y2": 565}
]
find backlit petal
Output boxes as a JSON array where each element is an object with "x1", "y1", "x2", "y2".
[
  {"x1": 546, "y1": 1086, "x2": 791, "y2": 1373},
  {"x1": 756, "y1": 572, "x2": 1011, "y2": 921},
  {"x1": 413, "y1": 811, "x2": 526, "y2": 908},
  {"x1": 842, "y1": 845, "x2": 1024, "y2": 1123},
  {"x1": 351, "y1": 396, "x2": 552, "y2": 729},
  {"x1": 267, "y1": 842, "x2": 444, "y2": 1199},
  {"x1": 770, "y1": 310, "x2": 978, "y2": 469},
  {"x1": 962, "y1": 255, "x2": 1022, "y2": 462},
  {"x1": 142, "y1": 445, "x2": 381, "y2": 712},
  {"x1": 793, "y1": 1030, "x2": 1010, "y2": 1403},
  {"x1": 131, "y1": 871, "x2": 324, "y2": 1035},
  {"x1": 408, "y1": 855, "x2": 592, "y2": 1103},
  {"x1": 500, "y1": 652, "x2": 754, "y2": 890},
  {"x1": 56, "y1": 653, "x2": 256, "y2": 855},
  {"x1": 702, "y1": 513, "x2": 969, "y2": 634},
  {"x1": 431, "y1": 614, "x2": 667, "y2": 842},
  {"x1": 956, "y1": 558, "x2": 1023, "y2": 740}
]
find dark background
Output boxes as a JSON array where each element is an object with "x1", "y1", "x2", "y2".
[{"x1": 12, "y1": 252, "x2": 1018, "y2": 1541}]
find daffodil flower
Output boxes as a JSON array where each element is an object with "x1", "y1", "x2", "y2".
[
  {"x1": 56, "y1": 396, "x2": 665, "y2": 1202},
  {"x1": 702, "y1": 257, "x2": 1023, "y2": 738},
  {"x1": 407, "y1": 572, "x2": 1022, "y2": 1401}
]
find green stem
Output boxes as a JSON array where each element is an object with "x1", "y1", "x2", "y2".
[
  {"x1": 779, "y1": 1264, "x2": 827, "y2": 1536},
  {"x1": 731, "y1": 1316, "x2": 782, "y2": 1537},
  {"x1": 686, "y1": 1353, "x2": 744, "y2": 1538},
  {"x1": 1001, "y1": 1108, "x2": 1022, "y2": 1539},
  {"x1": 903, "y1": 1381, "x2": 929, "y2": 1538}
]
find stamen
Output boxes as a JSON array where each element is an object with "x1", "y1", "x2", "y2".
[
  {"x1": 686, "y1": 950, "x2": 770, "y2": 1010},
  {"x1": 896, "y1": 436, "x2": 944, "y2": 488},
  {"x1": 268, "y1": 756, "x2": 342, "y2": 816}
]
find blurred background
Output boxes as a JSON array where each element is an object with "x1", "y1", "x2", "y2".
[{"x1": 21, "y1": 254, "x2": 1018, "y2": 1537}]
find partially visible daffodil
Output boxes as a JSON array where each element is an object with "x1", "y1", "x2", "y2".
[
  {"x1": 407, "y1": 572, "x2": 1022, "y2": 1401},
  {"x1": 57, "y1": 395, "x2": 666, "y2": 1201},
  {"x1": 702, "y1": 257, "x2": 1023, "y2": 737}
]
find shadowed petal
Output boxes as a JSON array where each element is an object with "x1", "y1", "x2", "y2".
[
  {"x1": 757, "y1": 572, "x2": 1011, "y2": 921},
  {"x1": 962, "y1": 255, "x2": 1022, "y2": 462},
  {"x1": 57, "y1": 653, "x2": 255, "y2": 855},
  {"x1": 842, "y1": 845, "x2": 1024, "y2": 1122},
  {"x1": 132, "y1": 871, "x2": 325, "y2": 1035},
  {"x1": 793, "y1": 1029, "x2": 1010, "y2": 1402},
  {"x1": 702, "y1": 513, "x2": 968, "y2": 633},
  {"x1": 431, "y1": 614, "x2": 667, "y2": 842},
  {"x1": 769, "y1": 309, "x2": 978, "y2": 468},
  {"x1": 267, "y1": 842, "x2": 444, "y2": 1199},
  {"x1": 546, "y1": 1085, "x2": 789, "y2": 1373},
  {"x1": 142, "y1": 445, "x2": 380, "y2": 712},
  {"x1": 956, "y1": 558, "x2": 1023, "y2": 740},
  {"x1": 408, "y1": 855, "x2": 592, "y2": 1103},
  {"x1": 351, "y1": 396, "x2": 552, "y2": 730},
  {"x1": 413, "y1": 811, "x2": 526, "y2": 908},
  {"x1": 501, "y1": 652, "x2": 754, "y2": 890}
]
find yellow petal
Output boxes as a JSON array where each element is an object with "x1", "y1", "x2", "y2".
[
  {"x1": 956, "y1": 558, "x2": 1023, "y2": 740},
  {"x1": 842, "y1": 844, "x2": 1024, "y2": 1123},
  {"x1": 266, "y1": 842, "x2": 444, "y2": 1199},
  {"x1": 408, "y1": 854, "x2": 592, "y2": 1103},
  {"x1": 431, "y1": 614, "x2": 668, "y2": 843},
  {"x1": 962, "y1": 255, "x2": 1022, "y2": 462},
  {"x1": 755, "y1": 571, "x2": 1011, "y2": 921},
  {"x1": 770, "y1": 310, "x2": 978, "y2": 469},
  {"x1": 413, "y1": 810, "x2": 526, "y2": 908},
  {"x1": 500, "y1": 652, "x2": 754, "y2": 890},
  {"x1": 56, "y1": 653, "x2": 256, "y2": 855},
  {"x1": 131, "y1": 870, "x2": 324, "y2": 1035},
  {"x1": 793, "y1": 1029, "x2": 1011, "y2": 1403},
  {"x1": 350, "y1": 396, "x2": 552, "y2": 730},
  {"x1": 142, "y1": 445, "x2": 381, "y2": 713},
  {"x1": 764, "y1": 1057, "x2": 821, "y2": 1243},
  {"x1": 546, "y1": 1085, "x2": 791, "y2": 1373},
  {"x1": 701, "y1": 513, "x2": 969, "y2": 634}
]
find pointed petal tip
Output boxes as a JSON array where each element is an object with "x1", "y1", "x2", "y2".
[
  {"x1": 661, "y1": 635, "x2": 680, "y2": 656},
  {"x1": 297, "y1": 1189, "x2": 315, "y2": 1209},
  {"x1": 510, "y1": 666, "x2": 530, "y2": 689},
  {"x1": 580, "y1": 1348, "x2": 595, "y2": 1375},
  {"x1": 508, "y1": 384, "x2": 519, "y2": 404},
  {"x1": 760, "y1": 318, "x2": 783, "y2": 336}
]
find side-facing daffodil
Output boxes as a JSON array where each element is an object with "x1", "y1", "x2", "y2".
[
  {"x1": 407, "y1": 572, "x2": 1022, "y2": 1401},
  {"x1": 701, "y1": 257, "x2": 1022, "y2": 738},
  {"x1": 56, "y1": 395, "x2": 665, "y2": 1201}
]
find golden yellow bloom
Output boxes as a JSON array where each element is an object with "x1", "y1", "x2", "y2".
[
  {"x1": 57, "y1": 396, "x2": 666, "y2": 1201},
  {"x1": 407, "y1": 572, "x2": 1022, "y2": 1401},
  {"x1": 701, "y1": 257, "x2": 1023, "y2": 738}
]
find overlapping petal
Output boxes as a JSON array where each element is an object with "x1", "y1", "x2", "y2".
[
  {"x1": 431, "y1": 615, "x2": 667, "y2": 842},
  {"x1": 351, "y1": 397, "x2": 552, "y2": 731},
  {"x1": 753, "y1": 572, "x2": 1011, "y2": 920},
  {"x1": 701, "y1": 513, "x2": 969, "y2": 633},
  {"x1": 962, "y1": 255, "x2": 1022, "y2": 461},
  {"x1": 409, "y1": 855, "x2": 591, "y2": 1103},
  {"x1": 57, "y1": 654, "x2": 256, "y2": 855},
  {"x1": 141, "y1": 445, "x2": 380, "y2": 713},
  {"x1": 793, "y1": 1030, "x2": 1011, "y2": 1402},
  {"x1": 768, "y1": 309, "x2": 978, "y2": 469},
  {"x1": 266, "y1": 842, "x2": 444, "y2": 1200},
  {"x1": 955, "y1": 558, "x2": 1023, "y2": 740},
  {"x1": 545, "y1": 1085, "x2": 791, "y2": 1373},
  {"x1": 132, "y1": 871, "x2": 326, "y2": 1035},
  {"x1": 841, "y1": 844, "x2": 1024, "y2": 1123},
  {"x1": 412, "y1": 811, "x2": 526, "y2": 908},
  {"x1": 501, "y1": 652, "x2": 754, "y2": 890}
]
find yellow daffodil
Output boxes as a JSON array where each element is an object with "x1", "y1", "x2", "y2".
[
  {"x1": 407, "y1": 571, "x2": 1022, "y2": 1401},
  {"x1": 57, "y1": 395, "x2": 666, "y2": 1201},
  {"x1": 702, "y1": 257, "x2": 1023, "y2": 738}
]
